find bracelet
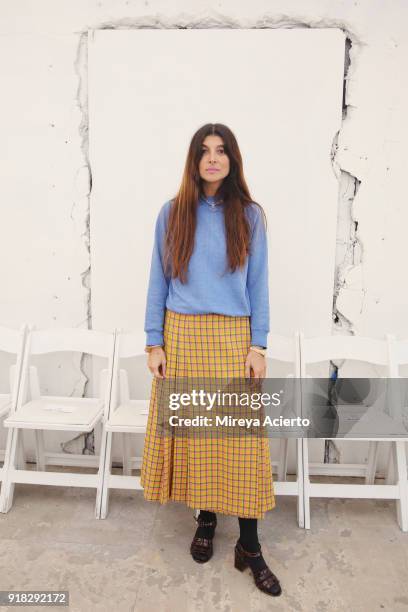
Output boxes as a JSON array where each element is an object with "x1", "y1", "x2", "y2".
[
  {"x1": 249, "y1": 346, "x2": 267, "y2": 357},
  {"x1": 144, "y1": 345, "x2": 163, "y2": 354}
]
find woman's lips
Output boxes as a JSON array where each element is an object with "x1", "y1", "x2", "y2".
[{"x1": 206, "y1": 169, "x2": 219, "y2": 173}]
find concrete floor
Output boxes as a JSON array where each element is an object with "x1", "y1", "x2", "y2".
[{"x1": 1, "y1": 472, "x2": 408, "y2": 612}]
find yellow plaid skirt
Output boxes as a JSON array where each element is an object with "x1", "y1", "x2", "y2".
[{"x1": 140, "y1": 309, "x2": 275, "y2": 518}]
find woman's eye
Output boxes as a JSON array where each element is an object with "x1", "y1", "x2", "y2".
[{"x1": 200, "y1": 148, "x2": 225, "y2": 155}]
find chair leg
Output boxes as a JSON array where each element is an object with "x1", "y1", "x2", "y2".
[
  {"x1": 393, "y1": 441, "x2": 408, "y2": 532},
  {"x1": 16, "y1": 430, "x2": 26, "y2": 469},
  {"x1": 277, "y1": 439, "x2": 289, "y2": 482},
  {"x1": 302, "y1": 438, "x2": 311, "y2": 530},
  {"x1": 365, "y1": 441, "x2": 379, "y2": 484},
  {"x1": 99, "y1": 431, "x2": 113, "y2": 520},
  {"x1": 296, "y1": 438, "x2": 305, "y2": 528},
  {"x1": 34, "y1": 430, "x2": 46, "y2": 471},
  {"x1": 385, "y1": 442, "x2": 395, "y2": 485},
  {"x1": 95, "y1": 423, "x2": 110, "y2": 520},
  {"x1": 122, "y1": 433, "x2": 132, "y2": 476},
  {"x1": 0, "y1": 428, "x2": 19, "y2": 513}
]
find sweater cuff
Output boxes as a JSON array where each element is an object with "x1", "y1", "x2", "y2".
[
  {"x1": 146, "y1": 331, "x2": 164, "y2": 346},
  {"x1": 250, "y1": 329, "x2": 268, "y2": 348}
]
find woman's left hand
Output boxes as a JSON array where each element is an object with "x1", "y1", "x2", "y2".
[{"x1": 245, "y1": 350, "x2": 267, "y2": 379}]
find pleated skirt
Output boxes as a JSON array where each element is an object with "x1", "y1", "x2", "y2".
[{"x1": 140, "y1": 308, "x2": 275, "y2": 518}]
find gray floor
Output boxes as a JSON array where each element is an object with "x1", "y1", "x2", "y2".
[{"x1": 1, "y1": 472, "x2": 408, "y2": 612}]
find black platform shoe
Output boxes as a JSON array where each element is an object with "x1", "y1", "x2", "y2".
[
  {"x1": 190, "y1": 514, "x2": 217, "y2": 563},
  {"x1": 234, "y1": 540, "x2": 282, "y2": 596}
]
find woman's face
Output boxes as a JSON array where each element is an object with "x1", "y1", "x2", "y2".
[{"x1": 198, "y1": 134, "x2": 230, "y2": 188}]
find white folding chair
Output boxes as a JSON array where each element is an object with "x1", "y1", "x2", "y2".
[
  {"x1": 267, "y1": 332, "x2": 304, "y2": 528},
  {"x1": 98, "y1": 331, "x2": 149, "y2": 519},
  {"x1": 0, "y1": 326, "x2": 115, "y2": 516},
  {"x1": 300, "y1": 333, "x2": 408, "y2": 531},
  {"x1": 0, "y1": 325, "x2": 28, "y2": 484}
]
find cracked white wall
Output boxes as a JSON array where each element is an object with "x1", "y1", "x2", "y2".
[
  {"x1": 334, "y1": 35, "x2": 408, "y2": 338},
  {"x1": 0, "y1": 33, "x2": 92, "y2": 455},
  {"x1": 0, "y1": 0, "x2": 407, "y2": 467}
]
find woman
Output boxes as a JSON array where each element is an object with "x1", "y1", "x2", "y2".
[{"x1": 140, "y1": 123, "x2": 281, "y2": 597}]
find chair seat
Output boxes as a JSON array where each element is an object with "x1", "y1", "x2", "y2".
[
  {"x1": 3, "y1": 396, "x2": 104, "y2": 431},
  {"x1": 0, "y1": 394, "x2": 11, "y2": 418},
  {"x1": 106, "y1": 399, "x2": 149, "y2": 432}
]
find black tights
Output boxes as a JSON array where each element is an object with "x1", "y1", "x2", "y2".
[
  {"x1": 197, "y1": 511, "x2": 260, "y2": 552},
  {"x1": 197, "y1": 511, "x2": 266, "y2": 571},
  {"x1": 238, "y1": 517, "x2": 260, "y2": 553}
]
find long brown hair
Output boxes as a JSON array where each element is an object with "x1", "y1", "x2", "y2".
[{"x1": 164, "y1": 123, "x2": 266, "y2": 283}]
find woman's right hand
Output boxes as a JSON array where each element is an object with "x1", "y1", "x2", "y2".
[{"x1": 147, "y1": 346, "x2": 166, "y2": 379}]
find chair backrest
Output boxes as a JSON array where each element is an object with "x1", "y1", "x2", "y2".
[
  {"x1": 299, "y1": 333, "x2": 390, "y2": 375},
  {"x1": 267, "y1": 332, "x2": 301, "y2": 376},
  {"x1": 266, "y1": 333, "x2": 301, "y2": 421},
  {"x1": 299, "y1": 334, "x2": 398, "y2": 430},
  {"x1": 15, "y1": 326, "x2": 116, "y2": 412},
  {"x1": 28, "y1": 327, "x2": 115, "y2": 357},
  {"x1": 115, "y1": 331, "x2": 145, "y2": 359},
  {"x1": 107, "y1": 331, "x2": 145, "y2": 416},
  {"x1": 0, "y1": 325, "x2": 27, "y2": 411}
]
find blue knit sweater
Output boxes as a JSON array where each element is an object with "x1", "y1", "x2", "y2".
[{"x1": 144, "y1": 195, "x2": 270, "y2": 347}]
